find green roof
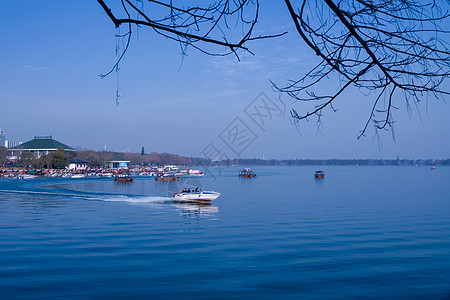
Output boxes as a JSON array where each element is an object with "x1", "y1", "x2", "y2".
[{"x1": 13, "y1": 136, "x2": 74, "y2": 151}]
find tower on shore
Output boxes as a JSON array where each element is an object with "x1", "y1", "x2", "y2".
[{"x1": 0, "y1": 129, "x2": 5, "y2": 147}]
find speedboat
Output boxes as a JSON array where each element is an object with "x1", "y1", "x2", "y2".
[{"x1": 173, "y1": 191, "x2": 220, "y2": 202}]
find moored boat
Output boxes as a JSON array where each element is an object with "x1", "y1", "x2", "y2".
[
  {"x1": 16, "y1": 174, "x2": 37, "y2": 179},
  {"x1": 71, "y1": 174, "x2": 86, "y2": 179},
  {"x1": 155, "y1": 174, "x2": 178, "y2": 181},
  {"x1": 187, "y1": 169, "x2": 205, "y2": 176}
]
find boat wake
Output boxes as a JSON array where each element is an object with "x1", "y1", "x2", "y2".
[
  {"x1": 0, "y1": 188, "x2": 203, "y2": 205},
  {"x1": 0, "y1": 186, "x2": 219, "y2": 216},
  {"x1": 101, "y1": 195, "x2": 173, "y2": 203},
  {"x1": 0, "y1": 188, "x2": 100, "y2": 200}
]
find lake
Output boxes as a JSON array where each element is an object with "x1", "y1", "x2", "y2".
[{"x1": 0, "y1": 166, "x2": 449, "y2": 299}]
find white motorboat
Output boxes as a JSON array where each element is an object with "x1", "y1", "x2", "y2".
[
  {"x1": 71, "y1": 174, "x2": 86, "y2": 179},
  {"x1": 16, "y1": 174, "x2": 37, "y2": 179},
  {"x1": 173, "y1": 191, "x2": 220, "y2": 202}
]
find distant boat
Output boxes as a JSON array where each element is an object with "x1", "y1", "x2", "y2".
[
  {"x1": 239, "y1": 168, "x2": 256, "y2": 178},
  {"x1": 187, "y1": 169, "x2": 205, "y2": 176},
  {"x1": 173, "y1": 190, "x2": 220, "y2": 202},
  {"x1": 314, "y1": 170, "x2": 325, "y2": 178},
  {"x1": 114, "y1": 174, "x2": 134, "y2": 182},
  {"x1": 155, "y1": 174, "x2": 178, "y2": 181},
  {"x1": 16, "y1": 174, "x2": 37, "y2": 179},
  {"x1": 71, "y1": 174, "x2": 86, "y2": 179},
  {"x1": 431, "y1": 167, "x2": 436, "y2": 170}
]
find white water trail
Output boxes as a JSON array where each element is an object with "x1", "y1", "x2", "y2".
[{"x1": 100, "y1": 195, "x2": 173, "y2": 203}]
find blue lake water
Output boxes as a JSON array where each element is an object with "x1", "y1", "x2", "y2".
[{"x1": 0, "y1": 166, "x2": 449, "y2": 299}]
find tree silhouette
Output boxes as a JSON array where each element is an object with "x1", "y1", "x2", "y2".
[
  {"x1": 98, "y1": 0, "x2": 450, "y2": 136},
  {"x1": 97, "y1": 0, "x2": 284, "y2": 76},
  {"x1": 276, "y1": 0, "x2": 450, "y2": 138}
]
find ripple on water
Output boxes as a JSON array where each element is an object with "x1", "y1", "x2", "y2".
[{"x1": 0, "y1": 167, "x2": 450, "y2": 298}]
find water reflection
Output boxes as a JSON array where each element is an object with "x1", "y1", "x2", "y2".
[{"x1": 175, "y1": 201, "x2": 219, "y2": 217}]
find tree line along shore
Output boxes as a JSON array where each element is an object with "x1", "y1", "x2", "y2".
[{"x1": 1, "y1": 145, "x2": 447, "y2": 170}]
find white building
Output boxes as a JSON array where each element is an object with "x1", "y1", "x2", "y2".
[
  {"x1": 4, "y1": 140, "x2": 18, "y2": 148},
  {"x1": 68, "y1": 158, "x2": 89, "y2": 170}
]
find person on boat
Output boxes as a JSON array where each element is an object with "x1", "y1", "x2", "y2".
[
  {"x1": 181, "y1": 188, "x2": 187, "y2": 193},
  {"x1": 195, "y1": 187, "x2": 199, "y2": 192},
  {"x1": 187, "y1": 188, "x2": 191, "y2": 193}
]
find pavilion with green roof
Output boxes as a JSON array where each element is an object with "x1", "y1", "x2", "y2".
[{"x1": 10, "y1": 135, "x2": 75, "y2": 157}]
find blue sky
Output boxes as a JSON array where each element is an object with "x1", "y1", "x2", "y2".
[{"x1": 0, "y1": 1, "x2": 449, "y2": 159}]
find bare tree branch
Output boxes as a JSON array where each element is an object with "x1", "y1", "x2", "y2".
[
  {"x1": 274, "y1": 0, "x2": 450, "y2": 137},
  {"x1": 97, "y1": 1, "x2": 450, "y2": 138}
]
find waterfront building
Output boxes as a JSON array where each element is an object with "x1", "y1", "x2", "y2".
[
  {"x1": 104, "y1": 160, "x2": 130, "y2": 169},
  {"x1": 68, "y1": 158, "x2": 89, "y2": 170},
  {"x1": 9, "y1": 135, "x2": 75, "y2": 158}
]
